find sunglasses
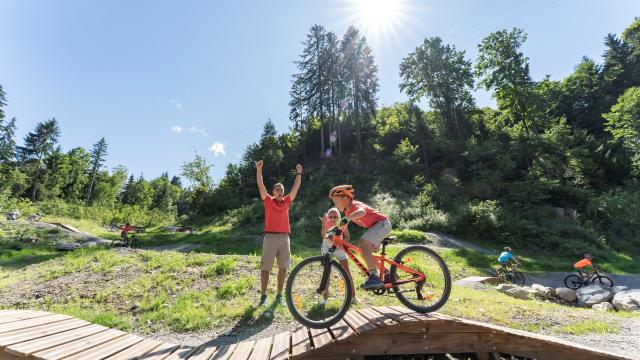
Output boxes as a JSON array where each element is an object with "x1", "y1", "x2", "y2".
[{"x1": 327, "y1": 216, "x2": 339, "y2": 219}]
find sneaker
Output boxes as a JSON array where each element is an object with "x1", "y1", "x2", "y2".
[
  {"x1": 361, "y1": 274, "x2": 384, "y2": 290},
  {"x1": 320, "y1": 299, "x2": 327, "y2": 306},
  {"x1": 258, "y1": 294, "x2": 267, "y2": 307},
  {"x1": 275, "y1": 294, "x2": 285, "y2": 306}
]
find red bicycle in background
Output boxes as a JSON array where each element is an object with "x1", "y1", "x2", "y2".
[{"x1": 285, "y1": 222, "x2": 451, "y2": 328}]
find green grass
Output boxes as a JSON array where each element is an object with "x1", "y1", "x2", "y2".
[
  {"x1": 1, "y1": 219, "x2": 638, "y2": 337},
  {"x1": 555, "y1": 320, "x2": 620, "y2": 335}
]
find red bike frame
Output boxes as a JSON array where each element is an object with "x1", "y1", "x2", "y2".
[{"x1": 327, "y1": 225, "x2": 425, "y2": 289}]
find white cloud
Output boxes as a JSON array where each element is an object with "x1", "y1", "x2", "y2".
[
  {"x1": 171, "y1": 126, "x2": 183, "y2": 134},
  {"x1": 190, "y1": 126, "x2": 208, "y2": 137},
  {"x1": 169, "y1": 99, "x2": 182, "y2": 109},
  {"x1": 208, "y1": 142, "x2": 226, "y2": 156}
]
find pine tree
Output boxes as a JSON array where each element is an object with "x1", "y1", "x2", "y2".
[
  {"x1": 19, "y1": 119, "x2": 60, "y2": 200},
  {"x1": 86, "y1": 137, "x2": 108, "y2": 202}
]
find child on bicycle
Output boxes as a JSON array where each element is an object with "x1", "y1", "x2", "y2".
[
  {"x1": 329, "y1": 185, "x2": 392, "y2": 290},
  {"x1": 120, "y1": 223, "x2": 134, "y2": 245},
  {"x1": 497, "y1": 246, "x2": 520, "y2": 271},
  {"x1": 574, "y1": 253, "x2": 595, "y2": 280},
  {"x1": 320, "y1": 207, "x2": 359, "y2": 305}
]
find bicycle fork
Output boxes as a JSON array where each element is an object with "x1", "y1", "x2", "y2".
[{"x1": 316, "y1": 252, "x2": 333, "y2": 295}]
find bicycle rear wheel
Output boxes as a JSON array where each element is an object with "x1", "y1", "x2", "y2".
[
  {"x1": 390, "y1": 245, "x2": 451, "y2": 313},
  {"x1": 564, "y1": 274, "x2": 582, "y2": 289},
  {"x1": 285, "y1": 256, "x2": 352, "y2": 329}
]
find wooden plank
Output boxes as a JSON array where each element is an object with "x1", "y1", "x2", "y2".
[
  {"x1": 0, "y1": 314, "x2": 72, "y2": 334},
  {"x1": 269, "y1": 331, "x2": 289, "y2": 360},
  {"x1": 6, "y1": 324, "x2": 107, "y2": 357},
  {"x1": 371, "y1": 306, "x2": 417, "y2": 324},
  {"x1": 0, "y1": 310, "x2": 30, "y2": 318},
  {"x1": 342, "y1": 311, "x2": 376, "y2": 334},
  {"x1": 476, "y1": 353, "x2": 491, "y2": 360},
  {"x1": 0, "y1": 318, "x2": 89, "y2": 347},
  {"x1": 31, "y1": 328, "x2": 126, "y2": 359},
  {"x1": 134, "y1": 342, "x2": 180, "y2": 360},
  {"x1": 0, "y1": 312, "x2": 54, "y2": 325},
  {"x1": 248, "y1": 335, "x2": 273, "y2": 360},
  {"x1": 356, "y1": 308, "x2": 397, "y2": 328},
  {"x1": 290, "y1": 327, "x2": 311, "y2": 357},
  {"x1": 328, "y1": 319, "x2": 354, "y2": 341},
  {"x1": 63, "y1": 333, "x2": 144, "y2": 360},
  {"x1": 388, "y1": 305, "x2": 434, "y2": 321},
  {"x1": 163, "y1": 346, "x2": 197, "y2": 360},
  {"x1": 104, "y1": 338, "x2": 163, "y2": 360},
  {"x1": 229, "y1": 340, "x2": 255, "y2": 360},
  {"x1": 308, "y1": 327, "x2": 332, "y2": 350},
  {"x1": 210, "y1": 344, "x2": 237, "y2": 360},
  {"x1": 180, "y1": 345, "x2": 218, "y2": 360}
]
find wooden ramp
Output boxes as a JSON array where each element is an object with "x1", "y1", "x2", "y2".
[{"x1": 0, "y1": 309, "x2": 630, "y2": 360}]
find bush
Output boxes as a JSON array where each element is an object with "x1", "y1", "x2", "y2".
[{"x1": 390, "y1": 229, "x2": 427, "y2": 243}]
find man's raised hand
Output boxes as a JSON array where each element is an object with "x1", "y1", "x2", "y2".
[
  {"x1": 256, "y1": 160, "x2": 264, "y2": 169},
  {"x1": 296, "y1": 164, "x2": 303, "y2": 173}
]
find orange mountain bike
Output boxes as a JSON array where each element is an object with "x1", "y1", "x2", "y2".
[{"x1": 285, "y1": 223, "x2": 451, "y2": 328}]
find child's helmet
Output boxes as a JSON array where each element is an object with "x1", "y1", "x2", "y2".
[
  {"x1": 504, "y1": 246, "x2": 512, "y2": 252},
  {"x1": 584, "y1": 253, "x2": 593, "y2": 259},
  {"x1": 329, "y1": 185, "x2": 354, "y2": 199}
]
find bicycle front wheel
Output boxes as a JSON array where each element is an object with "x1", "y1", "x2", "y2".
[
  {"x1": 593, "y1": 275, "x2": 613, "y2": 287},
  {"x1": 513, "y1": 271, "x2": 525, "y2": 286},
  {"x1": 564, "y1": 274, "x2": 582, "y2": 289},
  {"x1": 390, "y1": 246, "x2": 451, "y2": 313},
  {"x1": 285, "y1": 256, "x2": 352, "y2": 329}
]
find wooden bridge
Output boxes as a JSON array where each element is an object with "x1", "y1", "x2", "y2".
[{"x1": 0, "y1": 308, "x2": 630, "y2": 360}]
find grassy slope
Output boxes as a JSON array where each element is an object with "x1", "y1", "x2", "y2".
[{"x1": 0, "y1": 218, "x2": 636, "y2": 339}]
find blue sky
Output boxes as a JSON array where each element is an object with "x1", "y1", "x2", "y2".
[{"x1": 1, "y1": 0, "x2": 638, "y2": 183}]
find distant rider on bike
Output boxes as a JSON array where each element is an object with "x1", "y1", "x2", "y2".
[
  {"x1": 574, "y1": 253, "x2": 595, "y2": 281},
  {"x1": 497, "y1": 246, "x2": 520, "y2": 271}
]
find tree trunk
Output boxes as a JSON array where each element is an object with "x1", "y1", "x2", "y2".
[
  {"x1": 31, "y1": 156, "x2": 43, "y2": 201},
  {"x1": 85, "y1": 172, "x2": 96, "y2": 203}
]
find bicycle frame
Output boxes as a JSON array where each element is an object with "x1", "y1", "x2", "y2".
[{"x1": 325, "y1": 226, "x2": 425, "y2": 289}]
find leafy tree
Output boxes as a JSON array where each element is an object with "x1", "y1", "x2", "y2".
[
  {"x1": 604, "y1": 86, "x2": 640, "y2": 173},
  {"x1": 181, "y1": 154, "x2": 213, "y2": 192},
  {"x1": 63, "y1": 147, "x2": 91, "y2": 201},
  {"x1": 86, "y1": 137, "x2": 108, "y2": 202},
  {"x1": 400, "y1": 37, "x2": 475, "y2": 139},
  {"x1": 476, "y1": 28, "x2": 537, "y2": 135},
  {"x1": 19, "y1": 119, "x2": 60, "y2": 200}
]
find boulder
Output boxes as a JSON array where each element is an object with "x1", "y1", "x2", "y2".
[
  {"x1": 505, "y1": 287, "x2": 530, "y2": 300},
  {"x1": 592, "y1": 302, "x2": 614, "y2": 312},
  {"x1": 496, "y1": 284, "x2": 517, "y2": 293},
  {"x1": 611, "y1": 289, "x2": 640, "y2": 311},
  {"x1": 555, "y1": 288, "x2": 577, "y2": 302},
  {"x1": 455, "y1": 278, "x2": 487, "y2": 290},
  {"x1": 611, "y1": 286, "x2": 629, "y2": 295},
  {"x1": 531, "y1": 284, "x2": 555, "y2": 298},
  {"x1": 576, "y1": 285, "x2": 613, "y2": 307}
]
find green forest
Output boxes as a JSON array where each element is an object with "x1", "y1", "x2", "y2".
[{"x1": 1, "y1": 19, "x2": 639, "y2": 269}]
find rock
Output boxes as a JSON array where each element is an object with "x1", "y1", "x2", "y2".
[
  {"x1": 496, "y1": 284, "x2": 517, "y2": 293},
  {"x1": 576, "y1": 285, "x2": 613, "y2": 307},
  {"x1": 611, "y1": 286, "x2": 629, "y2": 295},
  {"x1": 505, "y1": 287, "x2": 530, "y2": 300},
  {"x1": 555, "y1": 288, "x2": 577, "y2": 302},
  {"x1": 592, "y1": 302, "x2": 614, "y2": 312},
  {"x1": 611, "y1": 289, "x2": 640, "y2": 311},
  {"x1": 531, "y1": 284, "x2": 555, "y2": 298},
  {"x1": 455, "y1": 278, "x2": 487, "y2": 290}
]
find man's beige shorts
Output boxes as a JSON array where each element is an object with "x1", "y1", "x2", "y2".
[{"x1": 261, "y1": 233, "x2": 291, "y2": 271}]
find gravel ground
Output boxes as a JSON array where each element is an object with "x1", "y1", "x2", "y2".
[{"x1": 554, "y1": 317, "x2": 640, "y2": 359}]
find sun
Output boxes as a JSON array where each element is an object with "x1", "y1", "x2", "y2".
[
  {"x1": 348, "y1": 0, "x2": 407, "y2": 36},
  {"x1": 342, "y1": 0, "x2": 412, "y2": 44}
]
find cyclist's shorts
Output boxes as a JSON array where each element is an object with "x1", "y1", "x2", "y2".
[
  {"x1": 261, "y1": 233, "x2": 291, "y2": 271},
  {"x1": 321, "y1": 238, "x2": 348, "y2": 261},
  {"x1": 361, "y1": 219, "x2": 392, "y2": 249}
]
